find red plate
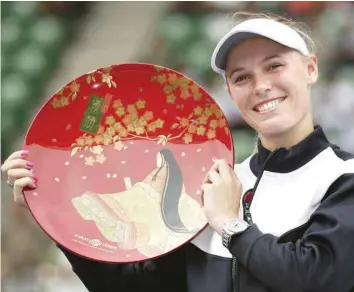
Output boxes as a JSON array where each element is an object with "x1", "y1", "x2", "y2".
[{"x1": 23, "y1": 63, "x2": 234, "y2": 263}]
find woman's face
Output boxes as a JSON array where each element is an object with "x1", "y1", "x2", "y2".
[{"x1": 225, "y1": 37, "x2": 318, "y2": 140}]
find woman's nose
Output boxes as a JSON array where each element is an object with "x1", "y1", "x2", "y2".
[{"x1": 254, "y1": 81, "x2": 272, "y2": 99}]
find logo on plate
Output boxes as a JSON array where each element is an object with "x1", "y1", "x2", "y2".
[{"x1": 73, "y1": 234, "x2": 117, "y2": 251}]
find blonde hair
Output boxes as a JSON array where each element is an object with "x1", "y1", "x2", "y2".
[{"x1": 230, "y1": 12, "x2": 317, "y2": 154}]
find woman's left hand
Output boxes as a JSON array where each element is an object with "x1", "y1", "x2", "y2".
[{"x1": 202, "y1": 159, "x2": 242, "y2": 234}]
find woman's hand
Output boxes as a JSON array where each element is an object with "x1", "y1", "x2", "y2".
[
  {"x1": 202, "y1": 159, "x2": 242, "y2": 234},
  {"x1": 1, "y1": 150, "x2": 38, "y2": 207}
]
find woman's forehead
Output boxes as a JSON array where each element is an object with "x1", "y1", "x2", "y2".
[
  {"x1": 229, "y1": 37, "x2": 290, "y2": 58},
  {"x1": 226, "y1": 38, "x2": 296, "y2": 68}
]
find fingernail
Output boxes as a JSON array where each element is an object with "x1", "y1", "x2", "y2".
[
  {"x1": 26, "y1": 162, "x2": 34, "y2": 168},
  {"x1": 32, "y1": 176, "x2": 39, "y2": 183},
  {"x1": 21, "y1": 150, "x2": 29, "y2": 157},
  {"x1": 32, "y1": 183, "x2": 37, "y2": 188}
]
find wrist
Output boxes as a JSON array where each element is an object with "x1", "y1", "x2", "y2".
[
  {"x1": 211, "y1": 212, "x2": 239, "y2": 235},
  {"x1": 221, "y1": 218, "x2": 250, "y2": 249}
]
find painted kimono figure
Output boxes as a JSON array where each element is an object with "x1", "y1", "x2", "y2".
[{"x1": 71, "y1": 148, "x2": 206, "y2": 258}]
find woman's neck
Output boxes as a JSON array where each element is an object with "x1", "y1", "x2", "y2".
[{"x1": 259, "y1": 118, "x2": 315, "y2": 152}]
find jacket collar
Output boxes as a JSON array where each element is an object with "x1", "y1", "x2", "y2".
[{"x1": 250, "y1": 126, "x2": 331, "y2": 176}]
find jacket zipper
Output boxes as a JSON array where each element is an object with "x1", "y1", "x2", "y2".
[{"x1": 232, "y1": 148, "x2": 281, "y2": 292}]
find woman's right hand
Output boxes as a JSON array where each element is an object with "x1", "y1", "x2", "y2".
[{"x1": 1, "y1": 150, "x2": 38, "y2": 207}]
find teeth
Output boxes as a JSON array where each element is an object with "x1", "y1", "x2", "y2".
[{"x1": 256, "y1": 98, "x2": 284, "y2": 112}]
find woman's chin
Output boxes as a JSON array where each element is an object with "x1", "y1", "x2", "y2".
[{"x1": 256, "y1": 119, "x2": 294, "y2": 138}]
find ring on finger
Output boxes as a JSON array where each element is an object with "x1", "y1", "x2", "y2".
[{"x1": 7, "y1": 180, "x2": 14, "y2": 188}]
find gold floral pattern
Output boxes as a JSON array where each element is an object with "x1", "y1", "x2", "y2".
[
  {"x1": 150, "y1": 69, "x2": 204, "y2": 105},
  {"x1": 69, "y1": 66, "x2": 230, "y2": 165},
  {"x1": 87, "y1": 66, "x2": 117, "y2": 88},
  {"x1": 52, "y1": 67, "x2": 117, "y2": 109},
  {"x1": 51, "y1": 81, "x2": 81, "y2": 109}
]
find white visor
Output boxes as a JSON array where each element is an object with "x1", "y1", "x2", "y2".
[{"x1": 211, "y1": 18, "x2": 309, "y2": 76}]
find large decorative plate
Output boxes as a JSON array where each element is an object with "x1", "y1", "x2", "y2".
[{"x1": 23, "y1": 63, "x2": 234, "y2": 263}]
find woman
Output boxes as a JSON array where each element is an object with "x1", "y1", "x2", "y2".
[{"x1": 2, "y1": 12, "x2": 354, "y2": 292}]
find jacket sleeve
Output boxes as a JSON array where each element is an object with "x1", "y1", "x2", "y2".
[
  {"x1": 229, "y1": 173, "x2": 354, "y2": 292},
  {"x1": 58, "y1": 245, "x2": 140, "y2": 292},
  {"x1": 57, "y1": 243, "x2": 187, "y2": 292}
]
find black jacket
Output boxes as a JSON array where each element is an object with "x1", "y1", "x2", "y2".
[{"x1": 59, "y1": 126, "x2": 354, "y2": 292}]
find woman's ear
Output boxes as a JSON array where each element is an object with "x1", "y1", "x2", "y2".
[
  {"x1": 224, "y1": 79, "x2": 232, "y2": 96},
  {"x1": 306, "y1": 55, "x2": 318, "y2": 85}
]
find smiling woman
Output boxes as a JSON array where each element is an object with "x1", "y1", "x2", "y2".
[{"x1": 213, "y1": 13, "x2": 319, "y2": 150}]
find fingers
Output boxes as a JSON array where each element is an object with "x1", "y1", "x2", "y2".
[
  {"x1": 217, "y1": 159, "x2": 230, "y2": 178},
  {"x1": 1, "y1": 158, "x2": 33, "y2": 173},
  {"x1": 8, "y1": 168, "x2": 36, "y2": 181},
  {"x1": 13, "y1": 177, "x2": 37, "y2": 207},
  {"x1": 2, "y1": 150, "x2": 29, "y2": 166},
  {"x1": 207, "y1": 170, "x2": 220, "y2": 183},
  {"x1": 14, "y1": 176, "x2": 37, "y2": 192},
  {"x1": 202, "y1": 161, "x2": 219, "y2": 184},
  {"x1": 202, "y1": 159, "x2": 233, "y2": 185}
]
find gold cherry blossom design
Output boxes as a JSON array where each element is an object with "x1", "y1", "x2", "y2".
[
  {"x1": 209, "y1": 119, "x2": 218, "y2": 129},
  {"x1": 86, "y1": 66, "x2": 117, "y2": 89},
  {"x1": 139, "y1": 117, "x2": 147, "y2": 126},
  {"x1": 101, "y1": 73, "x2": 117, "y2": 88},
  {"x1": 196, "y1": 126, "x2": 206, "y2": 136},
  {"x1": 218, "y1": 118, "x2": 227, "y2": 128},
  {"x1": 179, "y1": 118, "x2": 189, "y2": 127},
  {"x1": 94, "y1": 135, "x2": 104, "y2": 144},
  {"x1": 157, "y1": 75, "x2": 167, "y2": 84},
  {"x1": 207, "y1": 129, "x2": 216, "y2": 140},
  {"x1": 143, "y1": 111, "x2": 154, "y2": 121},
  {"x1": 52, "y1": 79, "x2": 84, "y2": 108},
  {"x1": 103, "y1": 134, "x2": 112, "y2": 145},
  {"x1": 95, "y1": 154, "x2": 106, "y2": 164},
  {"x1": 188, "y1": 124, "x2": 197, "y2": 134},
  {"x1": 84, "y1": 136, "x2": 94, "y2": 146},
  {"x1": 136, "y1": 99, "x2": 146, "y2": 109},
  {"x1": 60, "y1": 96, "x2": 69, "y2": 106},
  {"x1": 97, "y1": 125, "x2": 105, "y2": 134},
  {"x1": 167, "y1": 94, "x2": 176, "y2": 104},
  {"x1": 198, "y1": 116, "x2": 208, "y2": 125},
  {"x1": 127, "y1": 104, "x2": 137, "y2": 114},
  {"x1": 115, "y1": 107, "x2": 125, "y2": 117},
  {"x1": 105, "y1": 115, "x2": 116, "y2": 126},
  {"x1": 193, "y1": 92, "x2": 202, "y2": 101},
  {"x1": 113, "y1": 100, "x2": 123, "y2": 109},
  {"x1": 114, "y1": 122, "x2": 123, "y2": 131},
  {"x1": 155, "y1": 118, "x2": 164, "y2": 128},
  {"x1": 118, "y1": 127, "x2": 128, "y2": 137},
  {"x1": 85, "y1": 156, "x2": 95, "y2": 166},
  {"x1": 92, "y1": 145, "x2": 103, "y2": 155},
  {"x1": 106, "y1": 127, "x2": 116, "y2": 136},
  {"x1": 70, "y1": 82, "x2": 80, "y2": 92},
  {"x1": 70, "y1": 92, "x2": 229, "y2": 165},
  {"x1": 114, "y1": 141, "x2": 124, "y2": 151},
  {"x1": 168, "y1": 73, "x2": 178, "y2": 84},
  {"x1": 147, "y1": 123, "x2": 157, "y2": 132},
  {"x1": 75, "y1": 137, "x2": 85, "y2": 146},
  {"x1": 194, "y1": 106, "x2": 203, "y2": 116},
  {"x1": 51, "y1": 98, "x2": 61, "y2": 108},
  {"x1": 56, "y1": 88, "x2": 64, "y2": 95},
  {"x1": 183, "y1": 133, "x2": 192, "y2": 144},
  {"x1": 204, "y1": 108, "x2": 213, "y2": 117}
]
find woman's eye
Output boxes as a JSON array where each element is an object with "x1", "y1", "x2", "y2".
[
  {"x1": 235, "y1": 75, "x2": 249, "y2": 83},
  {"x1": 268, "y1": 64, "x2": 283, "y2": 71}
]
